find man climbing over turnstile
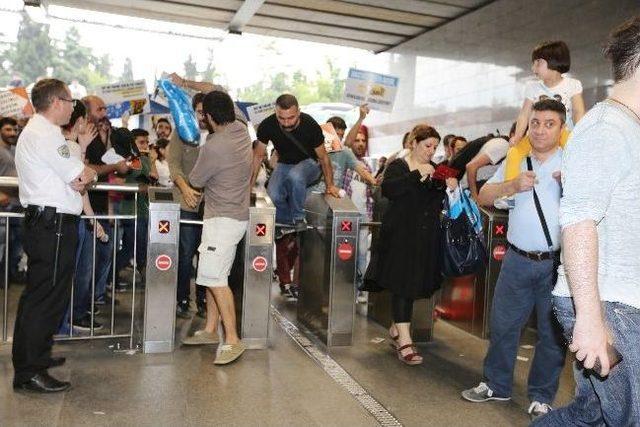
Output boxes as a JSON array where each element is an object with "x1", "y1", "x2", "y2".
[
  {"x1": 187, "y1": 90, "x2": 253, "y2": 365},
  {"x1": 251, "y1": 94, "x2": 341, "y2": 298}
]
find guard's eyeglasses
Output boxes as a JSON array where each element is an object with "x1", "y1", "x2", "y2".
[{"x1": 58, "y1": 97, "x2": 77, "y2": 107}]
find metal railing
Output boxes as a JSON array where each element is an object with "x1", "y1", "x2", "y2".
[{"x1": 0, "y1": 177, "x2": 142, "y2": 349}]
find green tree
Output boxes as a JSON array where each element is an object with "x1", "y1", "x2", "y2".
[
  {"x1": 56, "y1": 27, "x2": 93, "y2": 86},
  {"x1": 183, "y1": 55, "x2": 197, "y2": 81},
  {"x1": 237, "y1": 58, "x2": 344, "y2": 105},
  {"x1": 0, "y1": 12, "x2": 57, "y2": 85},
  {"x1": 94, "y1": 54, "x2": 112, "y2": 79},
  {"x1": 200, "y1": 49, "x2": 218, "y2": 83},
  {"x1": 120, "y1": 57, "x2": 134, "y2": 82}
]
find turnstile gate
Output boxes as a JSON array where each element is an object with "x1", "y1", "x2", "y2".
[
  {"x1": 143, "y1": 187, "x2": 181, "y2": 353},
  {"x1": 297, "y1": 193, "x2": 361, "y2": 346},
  {"x1": 436, "y1": 206, "x2": 508, "y2": 338}
]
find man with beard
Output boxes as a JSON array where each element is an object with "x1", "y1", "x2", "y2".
[
  {"x1": 81, "y1": 96, "x2": 129, "y2": 307},
  {"x1": 0, "y1": 117, "x2": 24, "y2": 282},
  {"x1": 167, "y1": 72, "x2": 248, "y2": 325}
]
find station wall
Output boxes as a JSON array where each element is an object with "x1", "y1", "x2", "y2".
[{"x1": 366, "y1": 0, "x2": 639, "y2": 157}]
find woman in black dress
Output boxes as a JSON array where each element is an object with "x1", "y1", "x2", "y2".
[{"x1": 372, "y1": 125, "x2": 457, "y2": 365}]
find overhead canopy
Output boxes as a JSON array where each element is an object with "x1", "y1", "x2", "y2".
[{"x1": 41, "y1": 0, "x2": 495, "y2": 53}]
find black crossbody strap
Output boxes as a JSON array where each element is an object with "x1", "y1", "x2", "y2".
[
  {"x1": 526, "y1": 156, "x2": 554, "y2": 251},
  {"x1": 281, "y1": 128, "x2": 316, "y2": 160}
]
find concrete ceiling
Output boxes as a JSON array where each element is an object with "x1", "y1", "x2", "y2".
[{"x1": 40, "y1": 0, "x2": 496, "y2": 53}]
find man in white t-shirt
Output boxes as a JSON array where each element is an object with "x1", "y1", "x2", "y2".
[{"x1": 463, "y1": 133, "x2": 511, "y2": 200}]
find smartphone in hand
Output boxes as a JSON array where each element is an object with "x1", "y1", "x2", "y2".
[{"x1": 592, "y1": 343, "x2": 623, "y2": 377}]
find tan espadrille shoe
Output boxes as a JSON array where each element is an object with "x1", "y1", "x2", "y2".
[
  {"x1": 214, "y1": 342, "x2": 246, "y2": 365},
  {"x1": 181, "y1": 330, "x2": 219, "y2": 346}
]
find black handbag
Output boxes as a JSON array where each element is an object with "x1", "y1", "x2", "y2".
[{"x1": 441, "y1": 190, "x2": 487, "y2": 277}]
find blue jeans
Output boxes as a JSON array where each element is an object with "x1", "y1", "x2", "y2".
[
  {"x1": 482, "y1": 248, "x2": 565, "y2": 403},
  {"x1": 74, "y1": 220, "x2": 113, "y2": 302},
  {"x1": 59, "y1": 220, "x2": 94, "y2": 333},
  {"x1": 115, "y1": 217, "x2": 148, "y2": 274},
  {"x1": 267, "y1": 159, "x2": 321, "y2": 225},
  {"x1": 177, "y1": 210, "x2": 205, "y2": 305},
  {"x1": 533, "y1": 297, "x2": 640, "y2": 426}
]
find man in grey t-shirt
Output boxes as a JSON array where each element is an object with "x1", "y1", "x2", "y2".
[
  {"x1": 187, "y1": 90, "x2": 252, "y2": 365},
  {"x1": 534, "y1": 16, "x2": 640, "y2": 426},
  {"x1": 0, "y1": 117, "x2": 23, "y2": 281}
]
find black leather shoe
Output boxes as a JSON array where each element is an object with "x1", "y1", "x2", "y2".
[
  {"x1": 13, "y1": 372, "x2": 71, "y2": 393},
  {"x1": 49, "y1": 357, "x2": 66, "y2": 368}
]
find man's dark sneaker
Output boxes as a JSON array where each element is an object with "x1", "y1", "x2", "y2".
[
  {"x1": 115, "y1": 283, "x2": 129, "y2": 293},
  {"x1": 72, "y1": 315, "x2": 103, "y2": 331},
  {"x1": 196, "y1": 301, "x2": 207, "y2": 319},
  {"x1": 461, "y1": 382, "x2": 511, "y2": 403},
  {"x1": 176, "y1": 300, "x2": 190, "y2": 319},
  {"x1": 275, "y1": 226, "x2": 296, "y2": 240},
  {"x1": 95, "y1": 296, "x2": 120, "y2": 306},
  {"x1": 87, "y1": 305, "x2": 100, "y2": 316},
  {"x1": 294, "y1": 219, "x2": 308, "y2": 232},
  {"x1": 279, "y1": 283, "x2": 290, "y2": 296},
  {"x1": 9, "y1": 271, "x2": 26, "y2": 284},
  {"x1": 288, "y1": 284, "x2": 300, "y2": 300}
]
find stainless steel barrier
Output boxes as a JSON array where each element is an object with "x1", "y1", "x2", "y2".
[
  {"x1": 142, "y1": 187, "x2": 180, "y2": 353},
  {"x1": 297, "y1": 192, "x2": 361, "y2": 346},
  {"x1": 436, "y1": 206, "x2": 508, "y2": 338},
  {"x1": 180, "y1": 194, "x2": 275, "y2": 349},
  {"x1": 0, "y1": 176, "x2": 142, "y2": 348}
]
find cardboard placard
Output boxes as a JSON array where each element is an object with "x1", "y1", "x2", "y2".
[
  {"x1": 97, "y1": 80, "x2": 149, "y2": 119},
  {"x1": 343, "y1": 68, "x2": 399, "y2": 112},
  {"x1": 0, "y1": 88, "x2": 34, "y2": 118}
]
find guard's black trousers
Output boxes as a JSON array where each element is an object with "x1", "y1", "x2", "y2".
[{"x1": 12, "y1": 207, "x2": 78, "y2": 383}]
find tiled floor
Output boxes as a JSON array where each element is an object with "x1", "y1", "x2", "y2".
[{"x1": 0, "y1": 284, "x2": 574, "y2": 426}]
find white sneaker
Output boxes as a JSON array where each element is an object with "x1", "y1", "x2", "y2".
[{"x1": 528, "y1": 401, "x2": 552, "y2": 419}]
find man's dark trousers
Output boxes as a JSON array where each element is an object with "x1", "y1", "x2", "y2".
[{"x1": 12, "y1": 208, "x2": 78, "y2": 383}]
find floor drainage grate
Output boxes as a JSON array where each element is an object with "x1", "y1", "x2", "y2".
[{"x1": 271, "y1": 306, "x2": 403, "y2": 427}]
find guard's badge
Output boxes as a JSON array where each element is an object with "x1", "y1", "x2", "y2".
[{"x1": 57, "y1": 145, "x2": 70, "y2": 158}]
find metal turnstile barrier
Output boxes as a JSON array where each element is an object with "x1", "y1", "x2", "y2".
[
  {"x1": 181, "y1": 194, "x2": 275, "y2": 349},
  {"x1": 143, "y1": 187, "x2": 181, "y2": 353},
  {"x1": 436, "y1": 206, "x2": 508, "y2": 338},
  {"x1": 297, "y1": 193, "x2": 361, "y2": 346},
  {"x1": 232, "y1": 194, "x2": 275, "y2": 349}
]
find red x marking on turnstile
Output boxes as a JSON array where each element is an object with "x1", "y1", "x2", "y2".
[
  {"x1": 158, "y1": 220, "x2": 170, "y2": 234},
  {"x1": 494, "y1": 224, "x2": 505, "y2": 236},
  {"x1": 341, "y1": 220, "x2": 352, "y2": 232},
  {"x1": 255, "y1": 223, "x2": 266, "y2": 237}
]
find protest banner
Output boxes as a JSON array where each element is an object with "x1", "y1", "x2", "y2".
[
  {"x1": 97, "y1": 80, "x2": 149, "y2": 119},
  {"x1": 247, "y1": 102, "x2": 275, "y2": 129},
  {"x1": 343, "y1": 68, "x2": 399, "y2": 112},
  {"x1": 0, "y1": 88, "x2": 34, "y2": 118}
]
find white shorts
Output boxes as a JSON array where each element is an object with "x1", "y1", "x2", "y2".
[{"x1": 196, "y1": 217, "x2": 247, "y2": 288}]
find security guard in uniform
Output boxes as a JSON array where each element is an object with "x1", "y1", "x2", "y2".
[{"x1": 12, "y1": 79, "x2": 97, "y2": 393}]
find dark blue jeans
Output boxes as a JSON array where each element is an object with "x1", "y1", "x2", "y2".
[
  {"x1": 115, "y1": 217, "x2": 148, "y2": 274},
  {"x1": 267, "y1": 159, "x2": 321, "y2": 225},
  {"x1": 59, "y1": 220, "x2": 93, "y2": 333},
  {"x1": 482, "y1": 248, "x2": 565, "y2": 404},
  {"x1": 177, "y1": 210, "x2": 205, "y2": 305},
  {"x1": 533, "y1": 297, "x2": 640, "y2": 426}
]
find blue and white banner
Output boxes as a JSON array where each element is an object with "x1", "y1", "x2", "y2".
[
  {"x1": 343, "y1": 68, "x2": 399, "y2": 112},
  {"x1": 97, "y1": 80, "x2": 149, "y2": 119}
]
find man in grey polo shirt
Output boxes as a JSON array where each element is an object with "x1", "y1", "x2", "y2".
[
  {"x1": 534, "y1": 16, "x2": 640, "y2": 425},
  {"x1": 461, "y1": 99, "x2": 567, "y2": 420}
]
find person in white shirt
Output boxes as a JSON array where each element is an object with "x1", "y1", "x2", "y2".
[
  {"x1": 12, "y1": 79, "x2": 96, "y2": 394},
  {"x1": 152, "y1": 138, "x2": 173, "y2": 187},
  {"x1": 464, "y1": 124, "x2": 515, "y2": 200}
]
